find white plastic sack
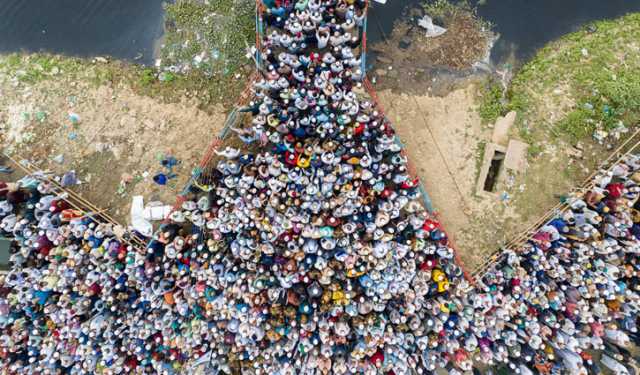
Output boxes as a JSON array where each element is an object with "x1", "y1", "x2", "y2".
[
  {"x1": 418, "y1": 15, "x2": 447, "y2": 38},
  {"x1": 143, "y1": 202, "x2": 173, "y2": 221},
  {"x1": 130, "y1": 196, "x2": 153, "y2": 237}
]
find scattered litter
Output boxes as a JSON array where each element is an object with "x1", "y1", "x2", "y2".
[
  {"x1": 593, "y1": 130, "x2": 608, "y2": 143},
  {"x1": 160, "y1": 156, "x2": 180, "y2": 170},
  {"x1": 566, "y1": 147, "x2": 583, "y2": 159},
  {"x1": 116, "y1": 184, "x2": 127, "y2": 196},
  {"x1": 418, "y1": 15, "x2": 447, "y2": 38},
  {"x1": 52, "y1": 154, "x2": 64, "y2": 164},
  {"x1": 61, "y1": 170, "x2": 77, "y2": 187},
  {"x1": 153, "y1": 173, "x2": 168, "y2": 185},
  {"x1": 68, "y1": 132, "x2": 77, "y2": 141},
  {"x1": 35, "y1": 111, "x2": 47, "y2": 123},
  {"x1": 581, "y1": 48, "x2": 589, "y2": 57},
  {"x1": 610, "y1": 121, "x2": 629, "y2": 140},
  {"x1": 158, "y1": 72, "x2": 173, "y2": 82},
  {"x1": 68, "y1": 112, "x2": 80, "y2": 125},
  {"x1": 120, "y1": 173, "x2": 134, "y2": 184}
]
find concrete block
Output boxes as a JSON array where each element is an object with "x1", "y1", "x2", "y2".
[
  {"x1": 491, "y1": 111, "x2": 517, "y2": 146},
  {"x1": 504, "y1": 139, "x2": 528, "y2": 172}
]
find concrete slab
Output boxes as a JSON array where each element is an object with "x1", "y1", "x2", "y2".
[
  {"x1": 504, "y1": 139, "x2": 528, "y2": 172},
  {"x1": 491, "y1": 111, "x2": 517, "y2": 146},
  {"x1": 476, "y1": 142, "x2": 506, "y2": 196}
]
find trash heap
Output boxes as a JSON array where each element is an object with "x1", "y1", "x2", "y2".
[{"x1": 0, "y1": 0, "x2": 639, "y2": 373}]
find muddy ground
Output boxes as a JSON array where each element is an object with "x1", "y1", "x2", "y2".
[
  {"x1": 369, "y1": 3, "x2": 493, "y2": 96},
  {"x1": 1, "y1": 60, "x2": 226, "y2": 224}
]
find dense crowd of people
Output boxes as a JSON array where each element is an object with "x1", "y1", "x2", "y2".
[{"x1": 1, "y1": 0, "x2": 639, "y2": 373}]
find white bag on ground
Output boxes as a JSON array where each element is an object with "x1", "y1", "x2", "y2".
[
  {"x1": 130, "y1": 195, "x2": 153, "y2": 237},
  {"x1": 143, "y1": 202, "x2": 173, "y2": 221}
]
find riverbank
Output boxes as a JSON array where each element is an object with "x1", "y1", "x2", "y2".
[
  {"x1": 0, "y1": 53, "x2": 227, "y2": 223},
  {"x1": 480, "y1": 12, "x2": 640, "y2": 220},
  {"x1": 369, "y1": 0, "x2": 494, "y2": 96},
  {"x1": 155, "y1": 0, "x2": 255, "y2": 107},
  {"x1": 378, "y1": 12, "x2": 640, "y2": 269}
]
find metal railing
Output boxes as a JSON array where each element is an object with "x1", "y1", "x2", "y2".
[
  {"x1": 470, "y1": 128, "x2": 640, "y2": 282},
  {"x1": 2, "y1": 152, "x2": 147, "y2": 250}
]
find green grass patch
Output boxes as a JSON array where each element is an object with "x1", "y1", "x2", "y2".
[
  {"x1": 159, "y1": 0, "x2": 255, "y2": 104},
  {"x1": 0, "y1": 54, "x2": 85, "y2": 84},
  {"x1": 139, "y1": 68, "x2": 156, "y2": 86},
  {"x1": 506, "y1": 13, "x2": 640, "y2": 143},
  {"x1": 478, "y1": 79, "x2": 506, "y2": 124},
  {"x1": 479, "y1": 13, "x2": 640, "y2": 227}
]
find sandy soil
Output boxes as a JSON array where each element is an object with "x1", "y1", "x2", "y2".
[
  {"x1": 377, "y1": 84, "x2": 527, "y2": 270},
  {"x1": 1, "y1": 74, "x2": 226, "y2": 223},
  {"x1": 367, "y1": 13, "x2": 609, "y2": 272},
  {"x1": 377, "y1": 79, "x2": 622, "y2": 272}
]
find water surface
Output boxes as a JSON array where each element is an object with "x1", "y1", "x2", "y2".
[
  {"x1": 0, "y1": 0, "x2": 165, "y2": 65},
  {"x1": 3, "y1": 0, "x2": 640, "y2": 67}
]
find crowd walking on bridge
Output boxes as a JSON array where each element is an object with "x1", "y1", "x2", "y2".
[{"x1": 0, "y1": 0, "x2": 639, "y2": 374}]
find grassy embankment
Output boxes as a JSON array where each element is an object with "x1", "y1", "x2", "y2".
[
  {"x1": 0, "y1": 0, "x2": 255, "y2": 111},
  {"x1": 149, "y1": 0, "x2": 256, "y2": 107},
  {"x1": 480, "y1": 13, "x2": 640, "y2": 142},
  {"x1": 476, "y1": 13, "x2": 640, "y2": 220}
]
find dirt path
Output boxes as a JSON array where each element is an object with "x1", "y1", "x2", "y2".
[
  {"x1": 378, "y1": 84, "x2": 525, "y2": 269},
  {"x1": 1, "y1": 75, "x2": 226, "y2": 223}
]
